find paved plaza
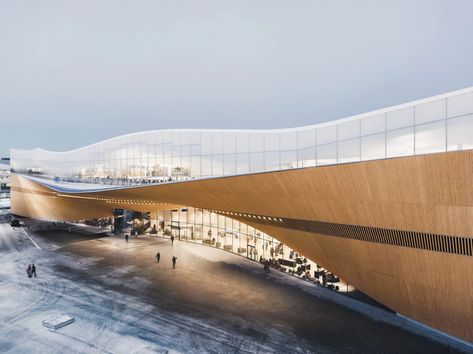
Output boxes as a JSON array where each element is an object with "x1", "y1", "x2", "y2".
[{"x1": 0, "y1": 211, "x2": 461, "y2": 353}]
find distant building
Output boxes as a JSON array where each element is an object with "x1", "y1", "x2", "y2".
[{"x1": 0, "y1": 158, "x2": 10, "y2": 209}]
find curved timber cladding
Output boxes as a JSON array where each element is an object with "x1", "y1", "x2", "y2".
[{"x1": 10, "y1": 150, "x2": 473, "y2": 343}]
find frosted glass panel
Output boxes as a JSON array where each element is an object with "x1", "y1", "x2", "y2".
[
  {"x1": 212, "y1": 155, "x2": 223, "y2": 176},
  {"x1": 236, "y1": 133, "x2": 249, "y2": 153},
  {"x1": 415, "y1": 121, "x2": 446, "y2": 155},
  {"x1": 387, "y1": 107, "x2": 414, "y2": 130},
  {"x1": 181, "y1": 156, "x2": 191, "y2": 176},
  {"x1": 317, "y1": 143, "x2": 337, "y2": 166},
  {"x1": 361, "y1": 133, "x2": 385, "y2": 161},
  {"x1": 338, "y1": 139, "x2": 360, "y2": 163},
  {"x1": 298, "y1": 147, "x2": 316, "y2": 167},
  {"x1": 280, "y1": 132, "x2": 297, "y2": 150},
  {"x1": 265, "y1": 133, "x2": 279, "y2": 151},
  {"x1": 298, "y1": 129, "x2": 316, "y2": 148},
  {"x1": 447, "y1": 92, "x2": 473, "y2": 118},
  {"x1": 387, "y1": 127, "x2": 414, "y2": 158},
  {"x1": 415, "y1": 99, "x2": 446, "y2": 124},
  {"x1": 250, "y1": 133, "x2": 264, "y2": 152},
  {"x1": 212, "y1": 134, "x2": 224, "y2": 154},
  {"x1": 190, "y1": 144, "x2": 200, "y2": 155},
  {"x1": 223, "y1": 154, "x2": 236, "y2": 175},
  {"x1": 171, "y1": 133, "x2": 180, "y2": 155},
  {"x1": 447, "y1": 114, "x2": 473, "y2": 151},
  {"x1": 236, "y1": 153, "x2": 249, "y2": 174},
  {"x1": 180, "y1": 132, "x2": 190, "y2": 146},
  {"x1": 201, "y1": 156, "x2": 212, "y2": 176},
  {"x1": 190, "y1": 132, "x2": 200, "y2": 145},
  {"x1": 201, "y1": 133, "x2": 212, "y2": 154},
  {"x1": 338, "y1": 120, "x2": 360, "y2": 140},
  {"x1": 317, "y1": 125, "x2": 337, "y2": 145},
  {"x1": 190, "y1": 157, "x2": 201, "y2": 178},
  {"x1": 250, "y1": 152, "x2": 264, "y2": 172},
  {"x1": 280, "y1": 150, "x2": 297, "y2": 169},
  {"x1": 264, "y1": 151, "x2": 280, "y2": 171},
  {"x1": 223, "y1": 133, "x2": 236, "y2": 154},
  {"x1": 361, "y1": 114, "x2": 385, "y2": 136}
]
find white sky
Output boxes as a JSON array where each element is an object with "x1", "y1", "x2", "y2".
[{"x1": 1, "y1": 0, "x2": 473, "y2": 155}]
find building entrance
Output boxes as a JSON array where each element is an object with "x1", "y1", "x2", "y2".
[{"x1": 247, "y1": 244, "x2": 257, "y2": 261}]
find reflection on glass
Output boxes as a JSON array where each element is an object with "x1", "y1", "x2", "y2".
[
  {"x1": 361, "y1": 134, "x2": 385, "y2": 161},
  {"x1": 447, "y1": 114, "x2": 473, "y2": 151},
  {"x1": 361, "y1": 114, "x2": 385, "y2": 136},
  {"x1": 387, "y1": 127, "x2": 414, "y2": 158},
  {"x1": 338, "y1": 120, "x2": 360, "y2": 141},
  {"x1": 317, "y1": 125, "x2": 337, "y2": 145},
  {"x1": 10, "y1": 89, "x2": 473, "y2": 182},
  {"x1": 264, "y1": 151, "x2": 280, "y2": 171},
  {"x1": 447, "y1": 92, "x2": 473, "y2": 118},
  {"x1": 415, "y1": 121, "x2": 446, "y2": 155},
  {"x1": 415, "y1": 99, "x2": 446, "y2": 124},
  {"x1": 387, "y1": 107, "x2": 414, "y2": 130},
  {"x1": 250, "y1": 152, "x2": 264, "y2": 173},
  {"x1": 280, "y1": 132, "x2": 297, "y2": 150},
  {"x1": 317, "y1": 143, "x2": 337, "y2": 166},
  {"x1": 338, "y1": 139, "x2": 360, "y2": 163},
  {"x1": 280, "y1": 150, "x2": 297, "y2": 169},
  {"x1": 265, "y1": 133, "x2": 279, "y2": 151},
  {"x1": 298, "y1": 147, "x2": 316, "y2": 168}
]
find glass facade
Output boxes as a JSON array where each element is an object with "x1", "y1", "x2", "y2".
[
  {"x1": 152, "y1": 207, "x2": 277, "y2": 261},
  {"x1": 11, "y1": 88, "x2": 473, "y2": 184},
  {"x1": 148, "y1": 206, "x2": 349, "y2": 291}
]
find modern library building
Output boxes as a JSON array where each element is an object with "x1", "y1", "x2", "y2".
[{"x1": 10, "y1": 87, "x2": 473, "y2": 344}]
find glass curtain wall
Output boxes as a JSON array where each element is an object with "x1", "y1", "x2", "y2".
[
  {"x1": 10, "y1": 89, "x2": 473, "y2": 183},
  {"x1": 151, "y1": 207, "x2": 320, "y2": 278},
  {"x1": 152, "y1": 207, "x2": 274, "y2": 260},
  {"x1": 149, "y1": 206, "x2": 349, "y2": 291}
]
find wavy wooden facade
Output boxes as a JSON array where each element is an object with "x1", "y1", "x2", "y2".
[{"x1": 11, "y1": 150, "x2": 473, "y2": 343}]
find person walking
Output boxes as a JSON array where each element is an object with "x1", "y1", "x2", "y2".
[
  {"x1": 171, "y1": 235, "x2": 174, "y2": 245},
  {"x1": 27, "y1": 264, "x2": 32, "y2": 278},
  {"x1": 155, "y1": 252, "x2": 160, "y2": 263},
  {"x1": 125, "y1": 234, "x2": 129, "y2": 243},
  {"x1": 172, "y1": 256, "x2": 177, "y2": 269},
  {"x1": 31, "y1": 264, "x2": 37, "y2": 278}
]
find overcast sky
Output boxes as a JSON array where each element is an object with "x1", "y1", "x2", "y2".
[{"x1": 1, "y1": 0, "x2": 473, "y2": 156}]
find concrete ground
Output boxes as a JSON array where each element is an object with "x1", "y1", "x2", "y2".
[{"x1": 0, "y1": 212, "x2": 464, "y2": 353}]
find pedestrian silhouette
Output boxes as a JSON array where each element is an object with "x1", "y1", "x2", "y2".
[
  {"x1": 172, "y1": 256, "x2": 177, "y2": 268},
  {"x1": 27, "y1": 264, "x2": 32, "y2": 278},
  {"x1": 156, "y1": 252, "x2": 160, "y2": 263},
  {"x1": 31, "y1": 264, "x2": 37, "y2": 277},
  {"x1": 125, "y1": 234, "x2": 129, "y2": 243},
  {"x1": 171, "y1": 235, "x2": 174, "y2": 244}
]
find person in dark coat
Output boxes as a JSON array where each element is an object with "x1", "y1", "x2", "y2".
[
  {"x1": 172, "y1": 256, "x2": 177, "y2": 268},
  {"x1": 125, "y1": 234, "x2": 129, "y2": 243},
  {"x1": 27, "y1": 264, "x2": 32, "y2": 278},
  {"x1": 156, "y1": 252, "x2": 160, "y2": 263},
  {"x1": 31, "y1": 264, "x2": 37, "y2": 277},
  {"x1": 171, "y1": 235, "x2": 174, "y2": 244}
]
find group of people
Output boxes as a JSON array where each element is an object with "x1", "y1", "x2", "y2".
[
  {"x1": 155, "y1": 251, "x2": 178, "y2": 268},
  {"x1": 262, "y1": 258, "x2": 271, "y2": 273},
  {"x1": 26, "y1": 264, "x2": 37, "y2": 278},
  {"x1": 260, "y1": 257, "x2": 284, "y2": 273}
]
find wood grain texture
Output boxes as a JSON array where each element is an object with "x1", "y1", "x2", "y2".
[{"x1": 10, "y1": 150, "x2": 473, "y2": 342}]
